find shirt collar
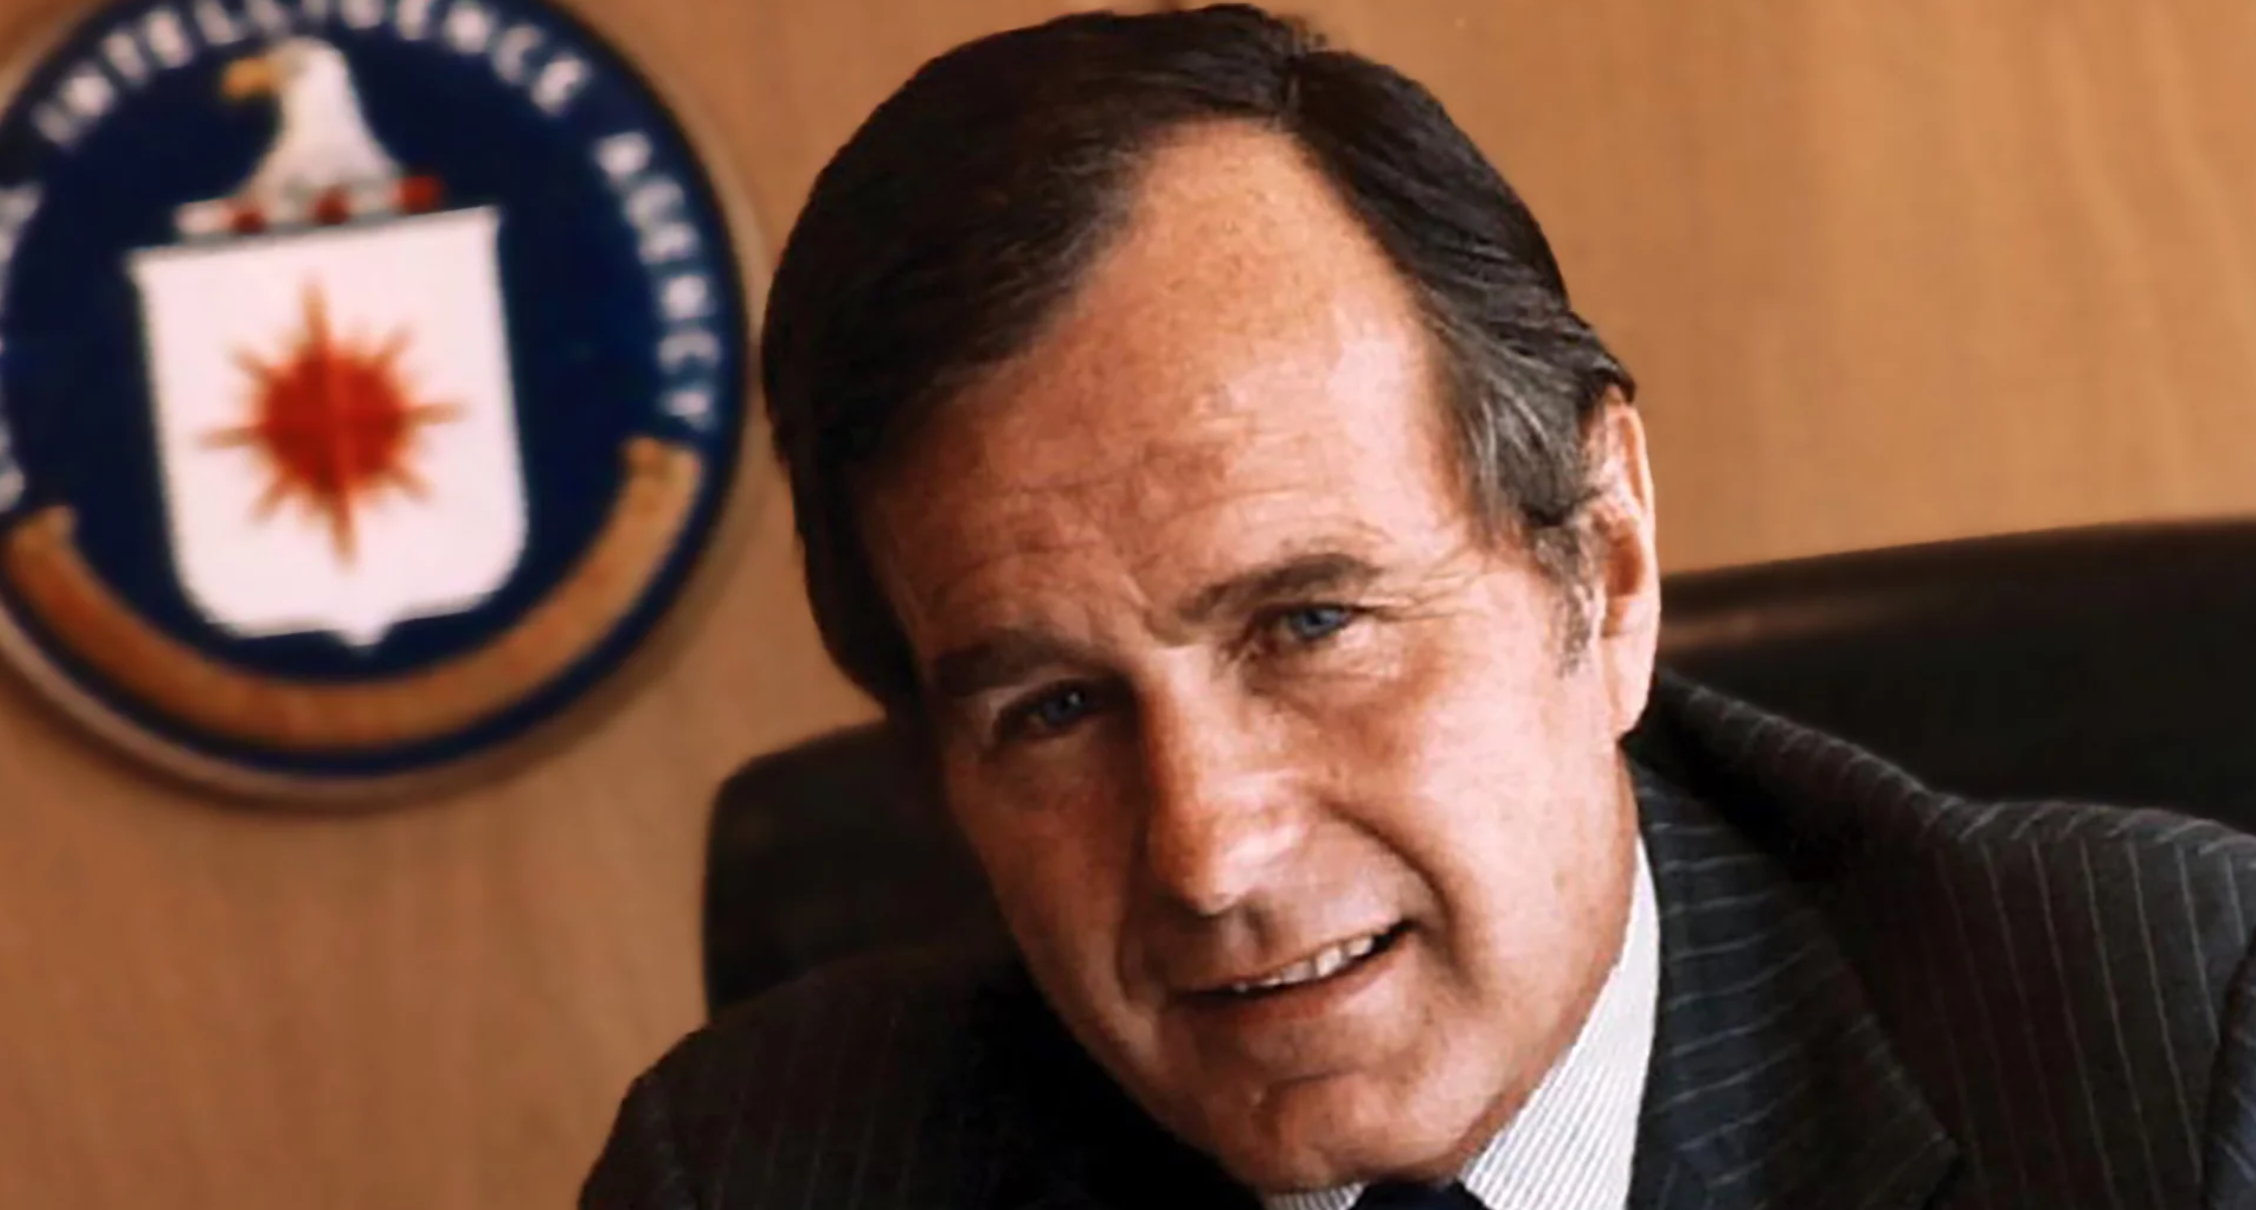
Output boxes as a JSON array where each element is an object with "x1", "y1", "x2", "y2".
[{"x1": 1265, "y1": 838, "x2": 1661, "y2": 1210}]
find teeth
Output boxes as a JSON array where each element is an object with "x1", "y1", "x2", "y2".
[{"x1": 1228, "y1": 930, "x2": 1388, "y2": 995}]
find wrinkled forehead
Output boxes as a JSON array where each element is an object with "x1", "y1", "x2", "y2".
[{"x1": 858, "y1": 122, "x2": 1459, "y2": 636}]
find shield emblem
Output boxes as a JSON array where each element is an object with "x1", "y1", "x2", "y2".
[
  {"x1": 0, "y1": 14, "x2": 751, "y2": 796},
  {"x1": 129, "y1": 207, "x2": 528, "y2": 647}
]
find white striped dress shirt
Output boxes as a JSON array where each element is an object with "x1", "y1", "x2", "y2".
[{"x1": 1268, "y1": 839, "x2": 1660, "y2": 1210}]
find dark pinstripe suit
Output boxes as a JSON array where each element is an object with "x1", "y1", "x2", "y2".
[{"x1": 585, "y1": 674, "x2": 2256, "y2": 1208}]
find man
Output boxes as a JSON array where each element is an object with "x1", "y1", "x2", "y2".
[{"x1": 585, "y1": 7, "x2": 2256, "y2": 1208}]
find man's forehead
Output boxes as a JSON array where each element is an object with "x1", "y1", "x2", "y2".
[
  {"x1": 1047, "y1": 122, "x2": 1417, "y2": 378},
  {"x1": 876, "y1": 123, "x2": 1433, "y2": 487},
  {"x1": 859, "y1": 120, "x2": 1452, "y2": 638},
  {"x1": 877, "y1": 462, "x2": 1400, "y2": 634}
]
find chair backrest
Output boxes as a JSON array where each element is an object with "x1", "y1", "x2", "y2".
[
  {"x1": 703, "y1": 727, "x2": 998, "y2": 1012},
  {"x1": 706, "y1": 519, "x2": 2256, "y2": 1013}
]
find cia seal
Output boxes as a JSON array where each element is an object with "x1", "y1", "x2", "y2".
[{"x1": 0, "y1": 0, "x2": 752, "y2": 797}]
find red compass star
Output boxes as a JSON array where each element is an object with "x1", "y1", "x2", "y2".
[{"x1": 206, "y1": 283, "x2": 459, "y2": 563}]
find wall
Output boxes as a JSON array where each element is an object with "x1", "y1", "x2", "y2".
[
  {"x1": 0, "y1": 2, "x2": 1064, "y2": 1208},
  {"x1": 1307, "y1": 0, "x2": 2256, "y2": 569},
  {"x1": 3, "y1": 1, "x2": 2256, "y2": 1208}
]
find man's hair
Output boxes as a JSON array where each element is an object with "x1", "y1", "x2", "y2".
[{"x1": 762, "y1": 4, "x2": 1635, "y2": 713}]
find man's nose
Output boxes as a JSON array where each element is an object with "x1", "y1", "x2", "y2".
[{"x1": 1133, "y1": 692, "x2": 1304, "y2": 918}]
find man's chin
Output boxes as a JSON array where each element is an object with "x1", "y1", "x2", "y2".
[{"x1": 1191, "y1": 1076, "x2": 1482, "y2": 1195}]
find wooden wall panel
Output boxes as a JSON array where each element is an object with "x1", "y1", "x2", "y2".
[
  {"x1": 5, "y1": 2, "x2": 2256, "y2": 1209},
  {"x1": 1306, "y1": 0, "x2": 2256, "y2": 570},
  {"x1": 0, "y1": 2, "x2": 1070, "y2": 1208}
]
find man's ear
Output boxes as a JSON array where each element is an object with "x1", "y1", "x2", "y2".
[{"x1": 1579, "y1": 391, "x2": 1660, "y2": 733}]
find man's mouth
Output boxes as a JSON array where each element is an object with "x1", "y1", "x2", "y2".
[{"x1": 1207, "y1": 923, "x2": 1411, "y2": 998}]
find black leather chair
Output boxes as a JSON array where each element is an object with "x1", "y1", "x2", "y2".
[{"x1": 705, "y1": 520, "x2": 2256, "y2": 1013}]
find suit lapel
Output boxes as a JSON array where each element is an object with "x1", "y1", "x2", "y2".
[{"x1": 1627, "y1": 674, "x2": 1959, "y2": 1210}]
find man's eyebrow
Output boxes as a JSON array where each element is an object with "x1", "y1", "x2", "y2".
[
  {"x1": 928, "y1": 628, "x2": 1089, "y2": 705},
  {"x1": 1177, "y1": 551, "x2": 1384, "y2": 628},
  {"x1": 924, "y1": 553, "x2": 1383, "y2": 705}
]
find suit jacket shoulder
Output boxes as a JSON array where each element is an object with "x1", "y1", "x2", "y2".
[
  {"x1": 1630, "y1": 672, "x2": 2256, "y2": 1210},
  {"x1": 581, "y1": 943, "x2": 1248, "y2": 1210},
  {"x1": 585, "y1": 945, "x2": 1021, "y2": 1210}
]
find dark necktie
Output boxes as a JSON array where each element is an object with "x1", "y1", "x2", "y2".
[{"x1": 1351, "y1": 1181, "x2": 1486, "y2": 1210}]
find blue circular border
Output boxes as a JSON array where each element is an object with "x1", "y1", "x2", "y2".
[{"x1": 0, "y1": 0, "x2": 754, "y2": 791}]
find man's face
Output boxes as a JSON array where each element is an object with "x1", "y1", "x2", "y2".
[{"x1": 862, "y1": 124, "x2": 1660, "y2": 1191}]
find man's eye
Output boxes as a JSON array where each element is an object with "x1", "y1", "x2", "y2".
[
  {"x1": 1272, "y1": 604, "x2": 1359, "y2": 646},
  {"x1": 998, "y1": 683, "x2": 1101, "y2": 743}
]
